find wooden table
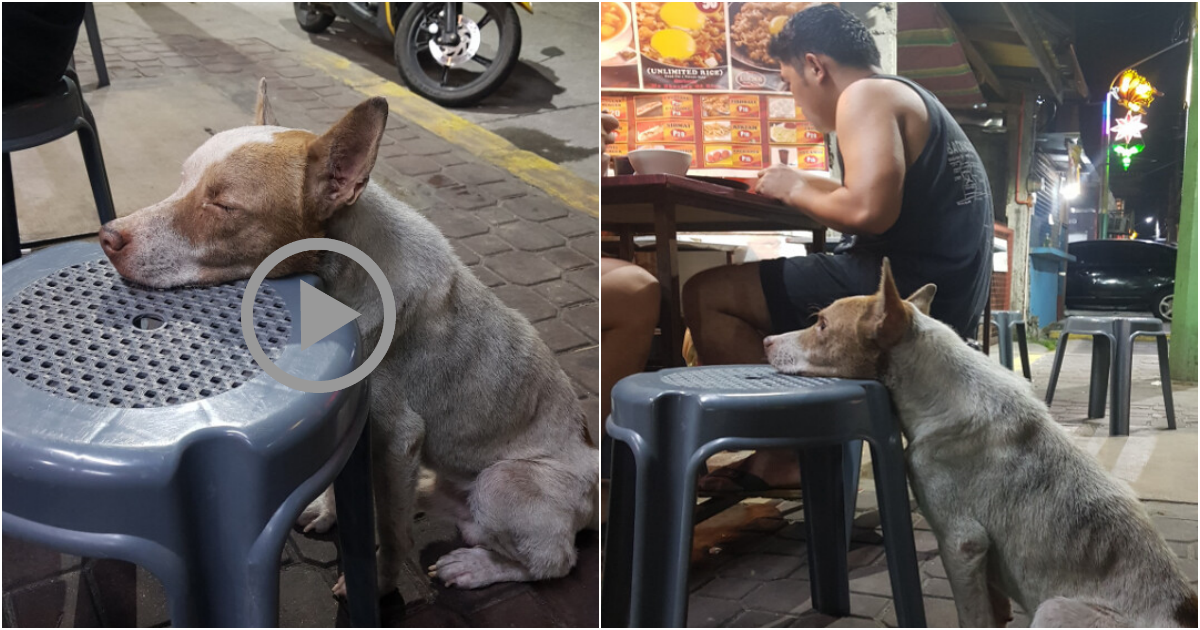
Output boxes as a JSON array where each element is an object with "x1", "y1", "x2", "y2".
[{"x1": 602, "y1": 174, "x2": 826, "y2": 367}]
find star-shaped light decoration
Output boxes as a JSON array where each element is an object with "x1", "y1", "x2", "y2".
[{"x1": 1110, "y1": 112, "x2": 1148, "y2": 143}]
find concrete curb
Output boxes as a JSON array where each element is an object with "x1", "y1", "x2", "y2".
[
  {"x1": 1048, "y1": 330, "x2": 1172, "y2": 342},
  {"x1": 299, "y1": 49, "x2": 599, "y2": 218}
]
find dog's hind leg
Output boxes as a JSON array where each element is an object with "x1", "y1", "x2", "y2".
[
  {"x1": 431, "y1": 458, "x2": 590, "y2": 589},
  {"x1": 1030, "y1": 597, "x2": 1127, "y2": 628},
  {"x1": 298, "y1": 486, "x2": 337, "y2": 533}
]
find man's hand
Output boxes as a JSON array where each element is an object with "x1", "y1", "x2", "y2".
[
  {"x1": 601, "y1": 112, "x2": 620, "y2": 145},
  {"x1": 753, "y1": 163, "x2": 806, "y2": 203}
]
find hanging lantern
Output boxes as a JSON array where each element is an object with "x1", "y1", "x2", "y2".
[
  {"x1": 1113, "y1": 69, "x2": 1160, "y2": 113},
  {"x1": 1110, "y1": 112, "x2": 1148, "y2": 143},
  {"x1": 1112, "y1": 143, "x2": 1144, "y2": 170}
]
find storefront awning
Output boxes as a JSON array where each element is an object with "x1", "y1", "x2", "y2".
[{"x1": 897, "y1": 3, "x2": 986, "y2": 108}]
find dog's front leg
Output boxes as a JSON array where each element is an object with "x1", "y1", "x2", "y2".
[
  {"x1": 371, "y1": 405, "x2": 425, "y2": 592},
  {"x1": 332, "y1": 403, "x2": 425, "y2": 597},
  {"x1": 939, "y1": 519, "x2": 998, "y2": 627},
  {"x1": 987, "y1": 562, "x2": 1013, "y2": 627}
]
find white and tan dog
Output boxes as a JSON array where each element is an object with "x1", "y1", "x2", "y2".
[
  {"x1": 764, "y1": 259, "x2": 1196, "y2": 627},
  {"x1": 99, "y1": 80, "x2": 598, "y2": 593}
]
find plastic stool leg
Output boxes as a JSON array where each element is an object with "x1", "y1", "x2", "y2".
[
  {"x1": 1045, "y1": 333, "x2": 1069, "y2": 405},
  {"x1": 1016, "y1": 323, "x2": 1032, "y2": 380},
  {"x1": 842, "y1": 440, "x2": 862, "y2": 539},
  {"x1": 628, "y1": 448, "x2": 695, "y2": 626},
  {"x1": 334, "y1": 421, "x2": 381, "y2": 628},
  {"x1": 84, "y1": 4, "x2": 109, "y2": 88},
  {"x1": 797, "y1": 445, "x2": 851, "y2": 617},
  {"x1": 1088, "y1": 335, "x2": 1111, "y2": 420},
  {"x1": 76, "y1": 119, "x2": 117, "y2": 225},
  {"x1": 1155, "y1": 336, "x2": 1176, "y2": 430},
  {"x1": 1109, "y1": 326, "x2": 1133, "y2": 437},
  {"x1": 997, "y1": 322, "x2": 1014, "y2": 370},
  {"x1": 3, "y1": 153, "x2": 19, "y2": 263},
  {"x1": 602, "y1": 440, "x2": 636, "y2": 627},
  {"x1": 869, "y1": 436, "x2": 926, "y2": 628}
]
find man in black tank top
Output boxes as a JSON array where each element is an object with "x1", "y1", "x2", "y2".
[{"x1": 684, "y1": 5, "x2": 991, "y2": 493}]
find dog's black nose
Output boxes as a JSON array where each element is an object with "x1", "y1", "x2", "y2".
[{"x1": 99, "y1": 225, "x2": 127, "y2": 255}]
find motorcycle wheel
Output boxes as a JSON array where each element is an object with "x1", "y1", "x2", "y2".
[
  {"x1": 294, "y1": 2, "x2": 335, "y2": 33},
  {"x1": 394, "y1": 2, "x2": 522, "y2": 107}
]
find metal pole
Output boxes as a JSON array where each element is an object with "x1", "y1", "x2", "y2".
[{"x1": 1099, "y1": 91, "x2": 1112, "y2": 239}]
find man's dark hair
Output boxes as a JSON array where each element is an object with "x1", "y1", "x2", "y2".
[{"x1": 768, "y1": 5, "x2": 880, "y2": 70}]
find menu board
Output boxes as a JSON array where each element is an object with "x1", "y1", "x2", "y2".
[
  {"x1": 606, "y1": 92, "x2": 827, "y2": 173},
  {"x1": 602, "y1": 2, "x2": 831, "y2": 175},
  {"x1": 601, "y1": 2, "x2": 832, "y2": 93}
]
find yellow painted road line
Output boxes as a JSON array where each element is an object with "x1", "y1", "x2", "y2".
[{"x1": 300, "y1": 49, "x2": 599, "y2": 218}]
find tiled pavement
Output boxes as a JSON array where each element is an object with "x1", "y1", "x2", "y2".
[
  {"x1": 3, "y1": 27, "x2": 598, "y2": 630},
  {"x1": 680, "y1": 349, "x2": 1198, "y2": 627}
]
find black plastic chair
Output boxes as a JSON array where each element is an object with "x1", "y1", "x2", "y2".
[{"x1": 3, "y1": 74, "x2": 116, "y2": 263}]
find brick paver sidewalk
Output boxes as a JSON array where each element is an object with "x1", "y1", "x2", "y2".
[{"x1": 3, "y1": 30, "x2": 598, "y2": 628}]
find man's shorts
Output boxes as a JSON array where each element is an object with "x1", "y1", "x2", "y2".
[{"x1": 758, "y1": 253, "x2": 881, "y2": 335}]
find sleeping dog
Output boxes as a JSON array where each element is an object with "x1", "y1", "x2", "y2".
[
  {"x1": 764, "y1": 259, "x2": 1195, "y2": 627},
  {"x1": 99, "y1": 80, "x2": 598, "y2": 593}
]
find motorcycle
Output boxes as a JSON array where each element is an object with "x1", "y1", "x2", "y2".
[{"x1": 293, "y1": 2, "x2": 531, "y2": 107}]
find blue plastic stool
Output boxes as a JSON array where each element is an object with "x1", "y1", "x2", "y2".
[
  {"x1": 2, "y1": 243, "x2": 380, "y2": 626},
  {"x1": 603, "y1": 366, "x2": 925, "y2": 627},
  {"x1": 1045, "y1": 316, "x2": 1175, "y2": 436},
  {"x1": 990, "y1": 310, "x2": 1031, "y2": 380}
]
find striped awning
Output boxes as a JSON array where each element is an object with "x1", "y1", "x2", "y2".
[{"x1": 897, "y1": 3, "x2": 986, "y2": 108}]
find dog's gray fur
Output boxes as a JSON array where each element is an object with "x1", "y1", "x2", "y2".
[
  {"x1": 100, "y1": 85, "x2": 597, "y2": 591},
  {"x1": 299, "y1": 183, "x2": 598, "y2": 590},
  {"x1": 766, "y1": 264, "x2": 1196, "y2": 627}
]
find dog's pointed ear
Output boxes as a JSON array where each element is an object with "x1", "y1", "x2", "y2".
[
  {"x1": 867, "y1": 258, "x2": 910, "y2": 348},
  {"x1": 254, "y1": 78, "x2": 277, "y2": 126},
  {"x1": 906, "y1": 283, "x2": 937, "y2": 315},
  {"x1": 307, "y1": 97, "x2": 389, "y2": 219}
]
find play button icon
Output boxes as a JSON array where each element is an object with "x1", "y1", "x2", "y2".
[
  {"x1": 300, "y1": 281, "x2": 361, "y2": 350},
  {"x1": 239, "y1": 238, "x2": 397, "y2": 393}
]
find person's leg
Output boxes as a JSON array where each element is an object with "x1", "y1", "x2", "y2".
[
  {"x1": 681, "y1": 262, "x2": 774, "y2": 365},
  {"x1": 687, "y1": 254, "x2": 877, "y2": 493},
  {"x1": 600, "y1": 258, "x2": 660, "y2": 422}
]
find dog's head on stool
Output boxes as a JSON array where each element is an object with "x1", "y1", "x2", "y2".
[
  {"x1": 764, "y1": 258, "x2": 936, "y2": 379},
  {"x1": 99, "y1": 79, "x2": 387, "y2": 288}
]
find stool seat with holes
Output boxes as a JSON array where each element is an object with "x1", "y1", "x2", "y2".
[
  {"x1": 603, "y1": 366, "x2": 926, "y2": 627},
  {"x1": 2, "y1": 243, "x2": 380, "y2": 626}
]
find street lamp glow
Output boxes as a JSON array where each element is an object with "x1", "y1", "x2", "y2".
[
  {"x1": 1061, "y1": 182, "x2": 1081, "y2": 201},
  {"x1": 1145, "y1": 216, "x2": 1155, "y2": 224}
]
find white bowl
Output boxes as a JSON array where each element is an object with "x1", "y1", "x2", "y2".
[{"x1": 628, "y1": 148, "x2": 691, "y2": 176}]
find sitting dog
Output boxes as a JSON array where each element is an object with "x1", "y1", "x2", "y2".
[
  {"x1": 99, "y1": 80, "x2": 598, "y2": 592},
  {"x1": 764, "y1": 259, "x2": 1196, "y2": 627}
]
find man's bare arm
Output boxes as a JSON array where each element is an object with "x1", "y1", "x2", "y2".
[{"x1": 758, "y1": 81, "x2": 907, "y2": 235}]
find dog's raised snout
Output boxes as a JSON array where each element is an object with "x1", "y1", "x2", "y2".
[
  {"x1": 99, "y1": 225, "x2": 127, "y2": 255},
  {"x1": 763, "y1": 336, "x2": 776, "y2": 350}
]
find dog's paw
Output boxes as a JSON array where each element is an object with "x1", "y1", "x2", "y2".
[
  {"x1": 332, "y1": 574, "x2": 347, "y2": 598},
  {"x1": 298, "y1": 498, "x2": 336, "y2": 534},
  {"x1": 428, "y1": 547, "x2": 528, "y2": 590}
]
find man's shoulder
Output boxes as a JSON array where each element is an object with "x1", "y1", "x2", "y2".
[{"x1": 841, "y1": 77, "x2": 922, "y2": 110}]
